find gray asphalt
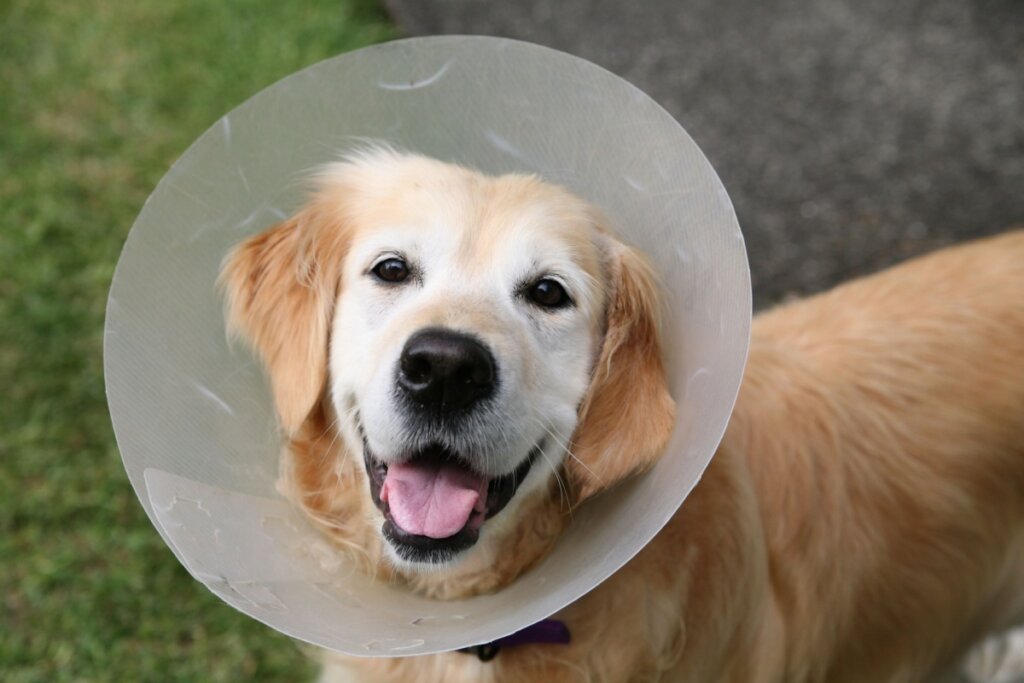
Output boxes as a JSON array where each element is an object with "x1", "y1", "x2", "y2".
[{"x1": 383, "y1": 0, "x2": 1023, "y2": 307}]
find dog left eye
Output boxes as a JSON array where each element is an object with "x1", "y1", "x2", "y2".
[
  {"x1": 527, "y1": 278, "x2": 572, "y2": 309},
  {"x1": 371, "y1": 257, "x2": 410, "y2": 283}
]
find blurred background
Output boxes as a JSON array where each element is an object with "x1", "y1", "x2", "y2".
[
  {"x1": 385, "y1": 0, "x2": 1024, "y2": 307},
  {"x1": 1, "y1": 0, "x2": 1020, "y2": 680}
]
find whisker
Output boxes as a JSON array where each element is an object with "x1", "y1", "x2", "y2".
[
  {"x1": 558, "y1": 444, "x2": 604, "y2": 494},
  {"x1": 536, "y1": 416, "x2": 604, "y2": 491},
  {"x1": 525, "y1": 417, "x2": 580, "y2": 514},
  {"x1": 535, "y1": 441, "x2": 569, "y2": 511},
  {"x1": 315, "y1": 403, "x2": 362, "y2": 475}
]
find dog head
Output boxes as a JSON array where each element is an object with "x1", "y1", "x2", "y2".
[{"x1": 221, "y1": 150, "x2": 675, "y2": 578}]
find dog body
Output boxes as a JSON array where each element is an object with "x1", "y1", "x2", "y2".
[{"x1": 221, "y1": 151, "x2": 1024, "y2": 682}]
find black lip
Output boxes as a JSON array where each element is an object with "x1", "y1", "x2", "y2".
[
  {"x1": 362, "y1": 441, "x2": 543, "y2": 563},
  {"x1": 382, "y1": 519, "x2": 480, "y2": 563}
]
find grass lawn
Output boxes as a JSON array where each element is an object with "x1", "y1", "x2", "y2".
[{"x1": 0, "y1": 1, "x2": 394, "y2": 680}]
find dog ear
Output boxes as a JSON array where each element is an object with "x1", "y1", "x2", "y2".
[
  {"x1": 219, "y1": 207, "x2": 348, "y2": 435},
  {"x1": 569, "y1": 238, "x2": 676, "y2": 503}
]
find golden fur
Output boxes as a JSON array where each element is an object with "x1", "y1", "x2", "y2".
[{"x1": 221, "y1": 153, "x2": 1024, "y2": 682}]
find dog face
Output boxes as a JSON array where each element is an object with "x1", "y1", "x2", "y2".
[
  {"x1": 327, "y1": 158, "x2": 607, "y2": 566},
  {"x1": 221, "y1": 150, "x2": 675, "y2": 575}
]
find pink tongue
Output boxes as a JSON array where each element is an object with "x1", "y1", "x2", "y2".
[{"x1": 381, "y1": 460, "x2": 488, "y2": 539}]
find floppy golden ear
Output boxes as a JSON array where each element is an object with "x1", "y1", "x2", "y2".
[
  {"x1": 569, "y1": 239, "x2": 676, "y2": 502},
  {"x1": 219, "y1": 208, "x2": 346, "y2": 435}
]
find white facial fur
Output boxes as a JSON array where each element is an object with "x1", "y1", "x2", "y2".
[{"x1": 323, "y1": 152, "x2": 609, "y2": 566}]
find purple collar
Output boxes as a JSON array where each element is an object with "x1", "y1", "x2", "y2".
[{"x1": 458, "y1": 619, "x2": 571, "y2": 661}]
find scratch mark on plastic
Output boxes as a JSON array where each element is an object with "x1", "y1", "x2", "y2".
[
  {"x1": 362, "y1": 638, "x2": 425, "y2": 652},
  {"x1": 170, "y1": 182, "x2": 211, "y2": 208},
  {"x1": 377, "y1": 59, "x2": 454, "y2": 91},
  {"x1": 192, "y1": 382, "x2": 235, "y2": 415},
  {"x1": 484, "y1": 129, "x2": 529, "y2": 161},
  {"x1": 624, "y1": 176, "x2": 648, "y2": 193},
  {"x1": 167, "y1": 495, "x2": 212, "y2": 517},
  {"x1": 227, "y1": 580, "x2": 286, "y2": 611},
  {"x1": 236, "y1": 165, "x2": 251, "y2": 194}
]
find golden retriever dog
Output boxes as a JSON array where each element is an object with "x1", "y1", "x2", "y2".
[{"x1": 220, "y1": 149, "x2": 1024, "y2": 683}]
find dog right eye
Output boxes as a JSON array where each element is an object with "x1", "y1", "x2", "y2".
[{"x1": 371, "y1": 257, "x2": 410, "y2": 284}]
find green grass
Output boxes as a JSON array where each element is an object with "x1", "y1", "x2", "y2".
[{"x1": 0, "y1": 1, "x2": 394, "y2": 680}]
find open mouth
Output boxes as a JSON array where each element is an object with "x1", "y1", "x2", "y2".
[{"x1": 363, "y1": 441, "x2": 542, "y2": 563}]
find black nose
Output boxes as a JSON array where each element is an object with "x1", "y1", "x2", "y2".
[{"x1": 397, "y1": 328, "x2": 497, "y2": 413}]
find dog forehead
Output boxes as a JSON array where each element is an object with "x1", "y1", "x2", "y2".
[
  {"x1": 328, "y1": 152, "x2": 606, "y2": 282},
  {"x1": 458, "y1": 178, "x2": 604, "y2": 277}
]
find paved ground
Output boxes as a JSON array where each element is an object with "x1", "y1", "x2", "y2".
[{"x1": 383, "y1": 0, "x2": 1023, "y2": 307}]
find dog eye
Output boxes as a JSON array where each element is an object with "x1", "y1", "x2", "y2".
[
  {"x1": 527, "y1": 278, "x2": 572, "y2": 309},
  {"x1": 371, "y1": 257, "x2": 410, "y2": 283}
]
